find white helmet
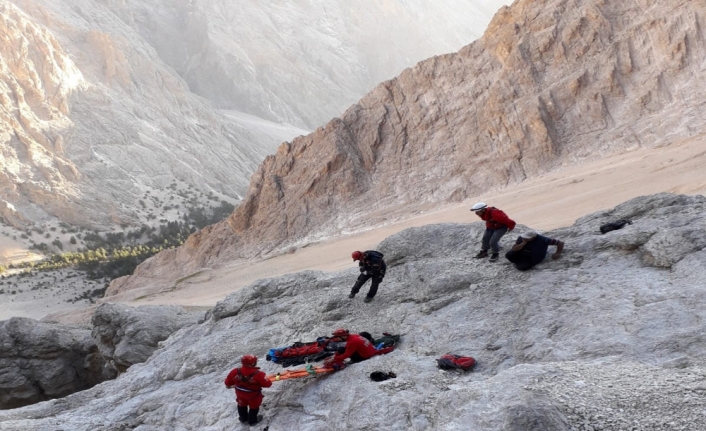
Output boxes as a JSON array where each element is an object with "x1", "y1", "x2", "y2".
[{"x1": 471, "y1": 202, "x2": 487, "y2": 212}]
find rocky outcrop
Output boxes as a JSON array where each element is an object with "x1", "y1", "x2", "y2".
[
  {"x1": 114, "y1": 0, "x2": 706, "y2": 293},
  {"x1": 91, "y1": 303, "x2": 203, "y2": 374},
  {"x1": 0, "y1": 303, "x2": 203, "y2": 411},
  {"x1": 3, "y1": 193, "x2": 706, "y2": 429},
  {"x1": 0, "y1": 318, "x2": 108, "y2": 410}
]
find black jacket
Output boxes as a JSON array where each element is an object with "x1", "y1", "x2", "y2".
[{"x1": 359, "y1": 250, "x2": 386, "y2": 275}]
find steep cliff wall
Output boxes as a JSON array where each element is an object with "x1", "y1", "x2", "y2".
[
  {"x1": 96, "y1": 0, "x2": 511, "y2": 129},
  {"x1": 111, "y1": 0, "x2": 706, "y2": 293},
  {"x1": 1, "y1": 0, "x2": 266, "y2": 228}
]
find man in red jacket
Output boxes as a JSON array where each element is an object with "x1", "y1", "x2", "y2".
[
  {"x1": 224, "y1": 355, "x2": 272, "y2": 426},
  {"x1": 471, "y1": 202, "x2": 516, "y2": 262},
  {"x1": 323, "y1": 329, "x2": 395, "y2": 370}
]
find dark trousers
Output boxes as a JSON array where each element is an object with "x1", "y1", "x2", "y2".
[
  {"x1": 236, "y1": 392, "x2": 263, "y2": 425},
  {"x1": 350, "y1": 352, "x2": 366, "y2": 363},
  {"x1": 351, "y1": 272, "x2": 384, "y2": 298},
  {"x1": 505, "y1": 250, "x2": 535, "y2": 271},
  {"x1": 482, "y1": 227, "x2": 508, "y2": 253}
]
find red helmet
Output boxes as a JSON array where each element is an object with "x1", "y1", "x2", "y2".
[
  {"x1": 351, "y1": 251, "x2": 363, "y2": 261},
  {"x1": 241, "y1": 355, "x2": 257, "y2": 367},
  {"x1": 332, "y1": 328, "x2": 350, "y2": 337}
]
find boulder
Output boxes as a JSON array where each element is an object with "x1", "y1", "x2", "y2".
[
  {"x1": 0, "y1": 318, "x2": 108, "y2": 410},
  {"x1": 91, "y1": 303, "x2": 203, "y2": 374}
]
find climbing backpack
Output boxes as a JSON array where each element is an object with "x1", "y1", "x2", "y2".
[
  {"x1": 436, "y1": 353, "x2": 476, "y2": 371},
  {"x1": 364, "y1": 250, "x2": 384, "y2": 271},
  {"x1": 599, "y1": 219, "x2": 632, "y2": 234}
]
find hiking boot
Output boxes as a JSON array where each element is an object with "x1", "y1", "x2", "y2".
[
  {"x1": 248, "y1": 408, "x2": 261, "y2": 426},
  {"x1": 364, "y1": 296, "x2": 373, "y2": 303},
  {"x1": 489, "y1": 253, "x2": 499, "y2": 262},
  {"x1": 237, "y1": 406, "x2": 248, "y2": 423},
  {"x1": 474, "y1": 250, "x2": 489, "y2": 259},
  {"x1": 348, "y1": 293, "x2": 356, "y2": 299}
]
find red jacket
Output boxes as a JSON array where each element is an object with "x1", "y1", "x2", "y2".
[
  {"x1": 333, "y1": 334, "x2": 394, "y2": 362},
  {"x1": 480, "y1": 207, "x2": 516, "y2": 230},
  {"x1": 334, "y1": 334, "x2": 376, "y2": 362},
  {"x1": 224, "y1": 365, "x2": 272, "y2": 398}
]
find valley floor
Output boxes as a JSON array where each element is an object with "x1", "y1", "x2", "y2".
[{"x1": 3, "y1": 134, "x2": 706, "y2": 323}]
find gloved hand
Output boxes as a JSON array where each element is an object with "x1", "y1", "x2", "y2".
[{"x1": 324, "y1": 358, "x2": 345, "y2": 371}]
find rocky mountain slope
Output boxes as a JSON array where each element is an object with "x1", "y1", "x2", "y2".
[
  {"x1": 111, "y1": 0, "x2": 706, "y2": 294},
  {"x1": 97, "y1": 0, "x2": 511, "y2": 129},
  {"x1": 1, "y1": 193, "x2": 706, "y2": 430},
  {"x1": 0, "y1": 0, "x2": 266, "y2": 229},
  {"x1": 1, "y1": 0, "x2": 508, "y2": 230}
]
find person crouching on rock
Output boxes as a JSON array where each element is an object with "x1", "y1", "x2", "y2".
[
  {"x1": 471, "y1": 202, "x2": 516, "y2": 262},
  {"x1": 349, "y1": 250, "x2": 386, "y2": 303},
  {"x1": 323, "y1": 328, "x2": 394, "y2": 370},
  {"x1": 505, "y1": 231, "x2": 564, "y2": 271},
  {"x1": 224, "y1": 355, "x2": 272, "y2": 426}
]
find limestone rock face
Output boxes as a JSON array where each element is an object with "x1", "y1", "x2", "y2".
[
  {"x1": 97, "y1": 0, "x2": 510, "y2": 129},
  {"x1": 0, "y1": 317, "x2": 108, "y2": 410},
  {"x1": 3, "y1": 194, "x2": 706, "y2": 429},
  {"x1": 90, "y1": 303, "x2": 203, "y2": 375},
  {"x1": 1, "y1": 0, "x2": 508, "y2": 229},
  {"x1": 115, "y1": 0, "x2": 706, "y2": 292},
  {"x1": 0, "y1": 0, "x2": 267, "y2": 228}
]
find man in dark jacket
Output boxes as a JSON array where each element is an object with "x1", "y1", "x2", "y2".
[
  {"x1": 349, "y1": 250, "x2": 386, "y2": 303},
  {"x1": 504, "y1": 231, "x2": 564, "y2": 271},
  {"x1": 471, "y1": 202, "x2": 516, "y2": 262},
  {"x1": 323, "y1": 328, "x2": 395, "y2": 369},
  {"x1": 224, "y1": 355, "x2": 272, "y2": 426}
]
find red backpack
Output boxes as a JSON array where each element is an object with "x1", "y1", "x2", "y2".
[{"x1": 436, "y1": 354, "x2": 476, "y2": 371}]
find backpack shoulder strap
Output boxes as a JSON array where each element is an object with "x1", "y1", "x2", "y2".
[{"x1": 237, "y1": 368, "x2": 258, "y2": 383}]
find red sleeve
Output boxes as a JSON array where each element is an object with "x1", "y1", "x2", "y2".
[
  {"x1": 255, "y1": 371, "x2": 272, "y2": 388},
  {"x1": 224, "y1": 368, "x2": 239, "y2": 387},
  {"x1": 334, "y1": 335, "x2": 363, "y2": 362},
  {"x1": 492, "y1": 210, "x2": 516, "y2": 230}
]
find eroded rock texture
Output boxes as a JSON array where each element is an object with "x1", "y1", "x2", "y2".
[
  {"x1": 0, "y1": 318, "x2": 108, "y2": 409},
  {"x1": 0, "y1": 1, "x2": 265, "y2": 228},
  {"x1": 113, "y1": 0, "x2": 706, "y2": 294},
  {"x1": 91, "y1": 303, "x2": 202, "y2": 374},
  {"x1": 2, "y1": 194, "x2": 705, "y2": 430}
]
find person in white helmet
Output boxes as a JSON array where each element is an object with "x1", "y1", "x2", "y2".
[{"x1": 470, "y1": 202, "x2": 516, "y2": 262}]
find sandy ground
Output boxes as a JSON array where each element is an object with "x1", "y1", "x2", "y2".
[
  {"x1": 1, "y1": 133, "x2": 705, "y2": 322},
  {"x1": 125, "y1": 133, "x2": 706, "y2": 308}
]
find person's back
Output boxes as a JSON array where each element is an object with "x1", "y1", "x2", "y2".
[
  {"x1": 224, "y1": 355, "x2": 272, "y2": 426},
  {"x1": 361, "y1": 250, "x2": 386, "y2": 273},
  {"x1": 337, "y1": 333, "x2": 378, "y2": 362},
  {"x1": 471, "y1": 203, "x2": 515, "y2": 262},
  {"x1": 324, "y1": 330, "x2": 395, "y2": 368},
  {"x1": 505, "y1": 231, "x2": 563, "y2": 271},
  {"x1": 522, "y1": 234, "x2": 555, "y2": 265},
  {"x1": 224, "y1": 365, "x2": 271, "y2": 393},
  {"x1": 479, "y1": 207, "x2": 516, "y2": 230},
  {"x1": 349, "y1": 250, "x2": 387, "y2": 302}
]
